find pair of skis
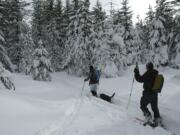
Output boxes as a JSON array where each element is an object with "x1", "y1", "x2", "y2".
[
  {"x1": 135, "y1": 117, "x2": 158, "y2": 128},
  {"x1": 135, "y1": 117, "x2": 176, "y2": 135}
]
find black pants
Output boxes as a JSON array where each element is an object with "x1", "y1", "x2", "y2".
[{"x1": 140, "y1": 91, "x2": 160, "y2": 119}]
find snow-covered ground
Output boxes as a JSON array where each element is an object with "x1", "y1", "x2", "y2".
[{"x1": 0, "y1": 65, "x2": 180, "y2": 135}]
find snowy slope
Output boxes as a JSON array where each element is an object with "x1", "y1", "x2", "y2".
[{"x1": 0, "y1": 66, "x2": 180, "y2": 135}]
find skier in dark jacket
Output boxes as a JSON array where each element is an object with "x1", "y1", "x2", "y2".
[
  {"x1": 134, "y1": 62, "x2": 161, "y2": 126},
  {"x1": 84, "y1": 65, "x2": 99, "y2": 97}
]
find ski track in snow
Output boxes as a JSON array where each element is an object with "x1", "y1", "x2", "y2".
[{"x1": 0, "y1": 66, "x2": 179, "y2": 135}]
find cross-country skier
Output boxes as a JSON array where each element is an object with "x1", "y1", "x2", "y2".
[
  {"x1": 134, "y1": 62, "x2": 161, "y2": 126},
  {"x1": 84, "y1": 65, "x2": 99, "y2": 97}
]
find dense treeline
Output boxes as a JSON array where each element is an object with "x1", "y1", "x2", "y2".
[{"x1": 0, "y1": 0, "x2": 180, "y2": 80}]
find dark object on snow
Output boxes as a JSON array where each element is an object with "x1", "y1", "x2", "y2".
[
  {"x1": 91, "y1": 91, "x2": 97, "y2": 97},
  {"x1": 134, "y1": 62, "x2": 160, "y2": 120},
  {"x1": 99, "y1": 92, "x2": 115, "y2": 103}
]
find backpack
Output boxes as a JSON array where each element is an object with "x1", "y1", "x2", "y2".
[
  {"x1": 152, "y1": 74, "x2": 164, "y2": 93},
  {"x1": 91, "y1": 70, "x2": 100, "y2": 83},
  {"x1": 95, "y1": 70, "x2": 100, "y2": 82}
]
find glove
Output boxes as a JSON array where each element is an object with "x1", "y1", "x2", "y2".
[{"x1": 134, "y1": 67, "x2": 139, "y2": 74}]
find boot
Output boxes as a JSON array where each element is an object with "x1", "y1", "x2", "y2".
[
  {"x1": 154, "y1": 117, "x2": 162, "y2": 127},
  {"x1": 144, "y1": 114, "x2": 153, "y2": 125}
]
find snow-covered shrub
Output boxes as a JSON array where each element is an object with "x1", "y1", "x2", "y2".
[
  {"x1": 0, "y1": 42, "x2": 15, "y2": 72},
  {"x1": 32, "y1": 40, "x2": 53, "y2": 81}
]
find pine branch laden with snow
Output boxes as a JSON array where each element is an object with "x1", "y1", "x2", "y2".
[
  {"x1": 31, "y1": 40, "x2": 53, "y2": 81},
  {"x1": 0, "y1": 46, "x2": 15, "y2": 72},
  {"x1": 0, "y1": 62, "x2": 15, "y2": 90},
  {"x1": 0, "y1": 31, "x2": 5, "y2": 43}
]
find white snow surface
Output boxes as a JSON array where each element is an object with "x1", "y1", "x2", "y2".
[{"x1": 0, "y1": 65, "x2": 180, "y2": 135}]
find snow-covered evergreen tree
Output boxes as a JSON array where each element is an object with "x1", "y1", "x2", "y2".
[
  {"x1": 63, "y1": 0, "x2": 94, "y2": 75},
  {"x1": 102, "y1": 19, "x2": 127, "y2": 77},
  {"x1": 149, "y1": 20, "x2": 168, "y2": 67},
  {"x1": 145, "y1": 5, "x2": 155, "y2": 25},
  {"x1": 32, "y1": 40, "x2": 52, "y2": 81},
  {"x1": 0, "y1": 0, "x2": 29, "y2": 69},
  {"x1": 149, "y1": 0, "x2": 169, "y2": 67},
  {"x1": 0, "y1": 23, "x2": 15, "y2": 90},
  {"x1": 92, "y1": 0, "x2": 106, "y2": 33},
  {"x1": 134, "y1": 17, "x2": 144, "y2": 63},
  {"x1": 51, "y1": 0, "x2": 67, "y2": 71},
  {"x1": 18, "y1": 21, "x2": 35, "y2": 74},
  {"x1": 3, "y1": 0, "x2": 25, "y2": 67},
  {"x1": 118, "y1": 0, "x2": 134, "y2": 65},
  {"x1": 0, "y1": 4, "x2": 15, "y2": 72},
  {"x1": 90, "y1": 0, "x2": 106, "y2": 70},
  {"x1": 162, "y1": 0, "x2": 176, "y2": 67},
  {"x1": 32, "y1": 0, "x2": 65, "y2": 71},
  {"x1": 164, "y1": 1, "x2": 179, "y2": 68},
  {"x1": 41, "y1": 0, "x2": 60, "y2": 71},
  {"x1": 142, "y1": 5, "x2": 155, "y2": 63},
  {"x1": 64, "y1": 0, "x2": 71, "y2": 27},
  {"x1": 62, "y1": 0, "x2": 81, "y2": 73},
  {"x1": 175, "y1": 3, "x2": 180, "y2": 63},
  {"x1": 172, "y1": 15, "x2": 180, "y2": 66},
  {"x1": 32, "y1": 0, "x2": 44, "y2": 45}
]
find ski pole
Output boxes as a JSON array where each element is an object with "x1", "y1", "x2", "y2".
[
  {"x1": 126, "y1": 76, "x2": 135, "y2": 109},
  {"x1": 81, "y1": 81, "x2": 85, "y2": 97},
  {"x1": 126, "y1": 63, "x2": 138, "y2": 109}
]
